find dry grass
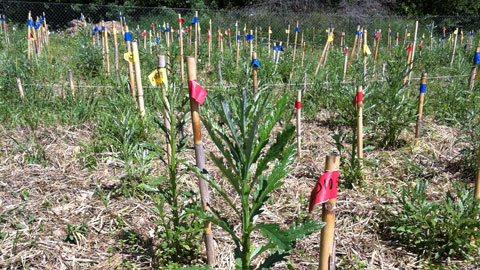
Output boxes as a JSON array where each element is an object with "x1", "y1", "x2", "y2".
[{"x1": 0, "y1": 114, "x2": 474, "y2": 269}]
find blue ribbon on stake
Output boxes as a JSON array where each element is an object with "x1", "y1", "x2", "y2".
[
  {"x1": 102, "y1": 26, "x2": 105, "y2": 31},
  {"x1": 252, "y1": 58, "x2": 261, "y2": 68},
  {"x1": 177, "y1": 34, "x2": 180, "y2": 38},
  {"x1": 273, "y1": 46, "x2": 277, "y2": 51},
  {"x1": 192, "y1": 17, "x2": 198, "y2": 23},
  {"x1": 125, "y1": 32, "x2": 132, "y2": 42},
  {"x1": 92, "y1": 28, "x2": 96, "y2": 35},
  {"x1": 28, "y1": 19, "x2": 34, "y2": 27},
  {"x1": 156, "y1": 37, "x2": 160, "y2": 43},
  {"x1": 420, "y1": 84, "x2": 426, "y2": 94},
  {"x1": 296, "y1": 27, "x2": 300, "y2": 32},
  {"x1": 278, "y1": 45, "x2": 284, "y2": 51},
  {"x1": 166, "y1": 28, "x2": 170, "y2": 32},
  {"x1": 474, "y1": 52, "x2": 480, "y2": 64},
  {"x1": 119, "y1": 14, "x2": 122, "y2": 18},
  {"x1": 437, "y1": 41, "x2": 441, "y2": 45},
  {"x1": 245, "y1": 34, "x2": 253, "y2": 40},
  {"x1": 158, "y1": 26, "x2": 162, "y2": 31}
]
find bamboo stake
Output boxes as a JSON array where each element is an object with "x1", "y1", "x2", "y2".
[
  {"x1": 343, "y1": 47, "x2": 348, "y2": 83},
  {"x1": 408, "y1": 21, "x2": 419, "y2": 84},
  {"x1": 475, "y1": 146, "x2": 480, "y2": 199},
  {"x1": 125, "y1": 26, "x2": 137, "y2": 105},
  {"x1": 186, "y1": 56, "x2": 215, "y2": 266},
  {"x1": 158, "y1": 55, "x2": 171, "y2": 166},
  {"x1": 340, "y1": 31, "x2": 345, "y2": 49},
  {"x1": 16, "y1": 78, "x2": 24, "y2": 100},
  {"x1": 403, "y1": 25, "x2": 408, "y2": 47},
  {"x1": 268, "y1": 26, "x2": 271, "y2": 56},
  {"x1": 113, "y1": 23, "x2": 119, "y2": 81},
  {"x1": 293, "y1": 21, "x2": 299, "y2": 63},
  {"x1": 249, "y1": 30, "x2": 253, "y2": 60},
  {"x1": 105, "y1": 27, "x2": 110, "y2": 77},
  {"x1": 178, "y1": 14, "x2": 185, "y2": 83},
  {"x1": 323, "y1": 27, "x2": 334, "y2": 68},
  {"x1": 363, "y1": 29, "x2": 368, "y2": 84},
  {"x1": 450, "y1": 28, "x2": 458, "y2": 65},
  {"x1": 101, "y1": 21, "x2": 105, "y2": 62},
  {"x1": 208, "y1": 20, "x2": 212, "y2": 67},
  {"x1": 131, "y1": 42, "x2": 145, "y2": 118},
  {"x1": 415, "y1": 73, "x2": 427, "y2": 138},
  {"x1": 373, "y1": 29, "x2": 381, "y2": 77},
  {"x1": 252, "y1": 52, "x2": 258, "y2": 93},
  {"x1": 296, "y1": 76, "x2": 303, "y2": 158},
  {"x1": 194, "y1": 11, "x2": 198, "y2": 62},
  {"x1": 68, "y1": 69, "x2": 75, "y2": 97},
  {"x1": 355, "y1": 27, "x2": 363, "y2": 60},
  {"x1": 228, "y1": 28, "x2": 232, "y2": 50},
  {"x1": 166, "y1": 23, "x2": 171, "y2": 70},
  {"x1": 319, "y1": 155, "x2": 340, "y2": 270},
  {"x1": 314, "y1": 31, "x2": 333, "y2": 77},
  {"x1": 27, "y1": 13, "x2": 31, "y2": 62},
  {"x1": 236, "y1": 30, "x2": 240, "y2": 68},
  {"x1": 468, "y1": 46, "x2": 480, "y2": 89},
  {"x1": 356, "y1": 85, "x2": 363, "y2": 160},
  {"x1": 404, "y1": 44, "x2": 413, "y2": 84},
  {"x1": 286, "y1": 24, "x2": 290, "y2": 48},
  {"x1": 387, "y1": 25, "x2": 391, "y2": 54},
  {"x1": 301, "y1": 34, "x2": 305, "y2": 67},
  {"x1": 348, "y1": 25, "x2": 360, "y2": 66}
]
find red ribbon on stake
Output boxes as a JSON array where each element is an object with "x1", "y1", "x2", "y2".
[
  {"x1": 354, "y1": 91, "x2": 363, "y2": 106},
  {"x1": 308, "y1": 170, "x2": 340, "y2": 212},
  {"x1": 188, "y1": 80, "x2": 208, "y2": 105}
]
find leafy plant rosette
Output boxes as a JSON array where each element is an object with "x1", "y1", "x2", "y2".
[{"x1": 189, "y1": 88, "x2": 324, "y2": 269}]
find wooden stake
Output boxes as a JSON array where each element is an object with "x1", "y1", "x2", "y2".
[
  {"x1": 249, "y1": 29, "x2": 253, "y2": 60},
  {"x1": 68, "y1": 69, "x2": 75, "y2": 97},
  {"x1": 236, "y1": 30, "x2": 240, "y2": 68},
  {"x1": 158, "y1": 55, "x2": 171, "y2": 166},
  {"x1": 468, "y1": 46, "x2": 480, "y2": 89},
  {"x1": 450, "y1": 28, "x2": 458, "y2": 65},
  {"x1": 132, "y1": 42, "x2": 145, "y2": 118},
  {"x1": 319, "y1": 155, "x2": 340, "y2": 270},
  {"x1": 105, "y1": 27, "x2": 110, "y2": 77},
  {"x1": 186, "y1": 56, "x2": 215, "y2": 266},
  {"x1": 252, "y1": 52, "x2": 258, "y2": 93},
  {"x1": 113, "y1": 23, "x2": 119, "y2": 81},
  {"x1": 268, "y1": 26, "x2": 271, "y2": 56},
  {"x1": 194, "y1": 11, "x2": 198, "y2": 62},
  {"x1": 356, "y1": 85, "x2": 363, "y2": 160},
  {"x1": 296, "y1": 76, "x2": 303, "y2": 158},
  {"x1": 415, "y1": 73, "x2": 427, "y2": 138},
  {"x1": 16, "y1": 78, "x2": 24, "y2": 100},
  {"x1": 343, "y1": 47, "x2": 348, "y2": 83},
  {"x1": 408, "y1": 21, "x2": 419, "y2": 84},
  {"x1": 373, "y1": 29, "x2": 381, "y2": 77},
  {"x1": 293, "y1": 21, "x2": 299, "y2": 63},
  {"x1": 403, "y1": 25, "x2": 408, "y2": 47},
  {"x1": 404, "y1": 44, "x2": 413, "y2": 84},
  {"x1": 125, "y1": 26, "x2": 137, "y2": 104},
  {"x1": 314, "y1": 31, "x2": 333, "y2": 77},
  {"x1": 286, "y1": 24, "x2": 290, "y2": 48},
  {"x1": 363, "y1": 29, "x2": 368, "y2": 84},
  {"x1": 348, "y1": 25, "x2": 360, "y2": 66},
  {"x1": 178, "y1": 14, "x2": 185, "y2": 83},
  {"x1": 475, "y1": 146, "x2": 480, "y2": 199}
]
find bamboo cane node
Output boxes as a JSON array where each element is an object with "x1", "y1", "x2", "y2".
[{"x1": 324, "y1": 201, "x2": 336, "y2": 211}]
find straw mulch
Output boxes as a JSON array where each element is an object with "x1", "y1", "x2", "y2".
[{"x1": 0, "y1": 115, "x2": 476, "y2": 269}]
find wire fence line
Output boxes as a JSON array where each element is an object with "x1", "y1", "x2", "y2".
[
  {"x1": 21, "y1": 74, "x2": 471, "y2": 91},
  {"x1": 1, "y1": 0, "x2": 480, "y2": 43}
]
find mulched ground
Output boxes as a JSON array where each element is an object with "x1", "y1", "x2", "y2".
[{"x1": 0, "y1": 114, "x2": 475, "y2": 269}]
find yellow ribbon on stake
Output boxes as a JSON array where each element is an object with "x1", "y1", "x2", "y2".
[
  {"x1": 124, "y1": 52, "x2": 139, "y2": 62},
  {"x1": 285, "y1": 29, "x2": 289, "y2": 34}
]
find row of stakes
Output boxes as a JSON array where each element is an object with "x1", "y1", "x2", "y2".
[{"x1": 10, "y1": 10, "x2": 480, "y2": 269}]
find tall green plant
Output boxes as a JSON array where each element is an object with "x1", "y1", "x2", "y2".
[{"x1": 191, "y1": 89, "x2": 324, "y2": 269}]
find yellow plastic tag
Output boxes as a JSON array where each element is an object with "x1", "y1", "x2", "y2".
[
  {"x1": 124, "y1": 52, "x2": 139, "y2": 62},
  {"x1": 363, "y1": 44, "x2": 371, "y2": 55},
  {"x1": 454, "y1": 29, "x2": 458, "y2": 35},
  {"x1": 268, "y1": 30, "x2": 272, "y2": 34},
  {"x1": 148, "y1": 68, "x2": 168, "y2": 87},
  {"x1": 327, "y1": 35, "x2": 334, "y2": 43},
  {"x1": 285, "y1": 29, "x2": 289, "y2": 34},
  {"x1": 407, "y1": 33, "x2": 410, "y2": 37}
]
